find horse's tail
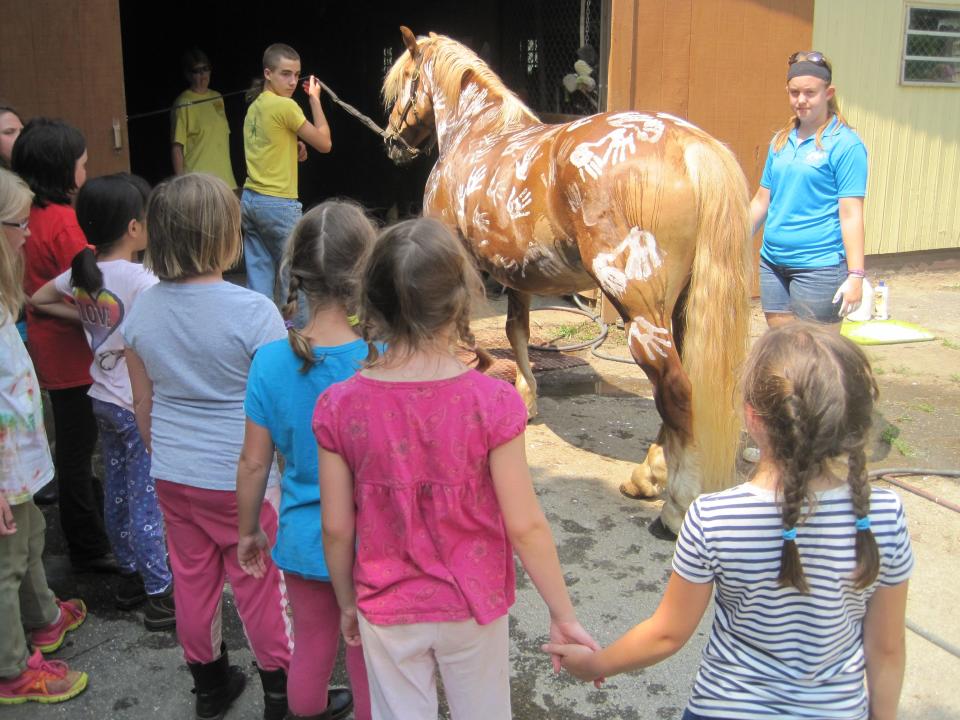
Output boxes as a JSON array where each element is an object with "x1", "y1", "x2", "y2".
[{"x1": 680, "y1": 135, "x2": 752, "y2": 493}]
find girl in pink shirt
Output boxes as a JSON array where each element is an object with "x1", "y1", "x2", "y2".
[{"x1": 313, "y1": 217, "x2": 598, "y2": 720}]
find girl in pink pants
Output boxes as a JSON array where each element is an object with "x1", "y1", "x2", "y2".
[
  {"x1": 123, "y1": 174, "x2": 292, "y2": 720},
  {"x1": 237, "y1": 201, "x2": 375, "y2": 720}
]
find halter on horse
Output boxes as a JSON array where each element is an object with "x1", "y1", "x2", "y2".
[{"x1": 383, "y1": 28, "x2": 751, "y2": 535}]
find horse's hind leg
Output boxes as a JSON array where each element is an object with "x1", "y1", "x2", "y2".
[{"x1": 506, "y1": 288, "x2": 538, "y2": 418}]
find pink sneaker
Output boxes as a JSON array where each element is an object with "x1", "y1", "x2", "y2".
[
  {"x1": 29, "y1": 598, "x2": 87, "y2": 653},
  {"x1": 0, "y1": 649, "x2": 88, "y2": 705}
]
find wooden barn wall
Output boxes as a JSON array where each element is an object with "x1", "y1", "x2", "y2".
[
  {"x1": 0, "y1": 0, "x2": 129, "y2": 178},
  {"x1": 607, "y1": 0, "x2": 814, "y2": 258},
  {"x1": 814, "y1": 0, "x2": 960, "y2": 254}
]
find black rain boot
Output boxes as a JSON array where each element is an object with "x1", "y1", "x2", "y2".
[
  {"x1": 256, "y1": 666, "x2": 288, "y2": 720},
  {"x1": 285, "y1": 688, "x2": 353, "y2": 720},
  {"x1": 187, "y1": 644, "x2": 246, "y2": 720},
  {"x1": 323, "y1": 688, "x2": 354, "y2": 720}
]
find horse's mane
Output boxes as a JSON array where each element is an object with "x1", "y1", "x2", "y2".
[{"x1": 383, "y1": 33, "x2": 539, "y2": 131}]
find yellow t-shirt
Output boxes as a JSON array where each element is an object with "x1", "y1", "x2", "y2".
[
  {"x1": 172, "y1": 89, "x2": 237, "y2": 189},
  {"x1": 243, "y1": 90, "x2": 306, "y2": 199}
]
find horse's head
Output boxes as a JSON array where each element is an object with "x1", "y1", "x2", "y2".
[{"x1": 383, "y1": 27, "x2": 437, "y2": 165}]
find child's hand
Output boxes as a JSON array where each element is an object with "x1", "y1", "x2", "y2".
[
  {"x1": 340, "y1": 607, "x2": 361, "y2": 647},
  {"x1": 0, "y1": 493, "x2": 16, "y2": 536},
  {"x1": 541, "y1": 642, "x2": 603, "y2": 683},
  {"x1": 297, "y1": 141, "x2": 308, "y2": 162},
  {"x1": 237, "y1": 529, "x2": 269, "y2": 578},
  {"x1": 547, "y1": 618, "x2": 605, "y2": 687}
]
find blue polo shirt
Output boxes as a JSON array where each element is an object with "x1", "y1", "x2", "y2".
[
  {"x1": 760, "y1": 118, "x2": 867, "y2": 268},
  {"x1": 245, "y1": 336, "x2": 370, "y2": 580}
]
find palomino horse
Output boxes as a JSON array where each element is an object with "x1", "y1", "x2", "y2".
[{"x1": 383, "y1": 28, "x2": 751, "y2": 535}]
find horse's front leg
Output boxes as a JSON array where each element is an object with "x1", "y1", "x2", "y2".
[
  {"x1": 505, "y1": 288, "x2": 538, "y2": 418},
  {"x1": 620, "y1": 313, "x2": 697, "y2": 539},
  {"x1": 621, "y1": 427, "x2": 667, "y2": 499}
]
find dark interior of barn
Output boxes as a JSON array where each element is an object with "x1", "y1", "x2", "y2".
[{"x1": 118, "y1": 0, "x2": 604, "y2": 219}]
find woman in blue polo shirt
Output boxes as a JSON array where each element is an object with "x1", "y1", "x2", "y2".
[{"x1": 750, "y1": 51, "x2": 867, "y2": 327}]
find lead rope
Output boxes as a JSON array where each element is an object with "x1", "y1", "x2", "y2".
[
  {"x1": 315, "y1": 80, "x2": 426, "y2": 158},
  {"x1": 124, "y1": 79, "x2": 427, "y2": 158}
]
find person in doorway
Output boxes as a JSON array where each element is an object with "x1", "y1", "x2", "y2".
[
  {"x1": 0, "y1": 106, "x2": 24, "y2": 170},
  {"x1": 546, "y1": 322, "x2": 913, "y2": 720},
  {"x1": 241, "y1": 43, "x2": 331, "y2": 313},
  {"x1": 750, "y1": 51, "x2": 868, "y2": 328},
  {"x1": 12, "y1": 118, "x2": 116, "y2": 573},
  {"x1": 171, "y1": 48, "x2": 238, "y2": 190}
]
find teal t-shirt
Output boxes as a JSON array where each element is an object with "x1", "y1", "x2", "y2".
[
  {"x1": 760, "y1": 118, "x2": 867, "y2": 268},
  {"x1": 245, "y1": 336, "x2": 369, "y2": 580}
]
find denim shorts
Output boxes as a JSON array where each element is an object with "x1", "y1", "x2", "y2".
[{"x1": 758, "y1": 255, "x2": 847, "y2": 324}]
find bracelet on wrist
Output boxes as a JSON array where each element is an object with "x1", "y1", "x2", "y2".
[{"x1": 847, "y1": 269, "x2": 865, "y2": 278}]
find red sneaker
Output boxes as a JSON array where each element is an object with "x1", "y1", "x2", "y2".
[
  {"x1": 29, "y1": 598, "x2": 87, "y2": 653},
  {"x1": 0, "y1": 649, "x2": 88, "y2": 705}
]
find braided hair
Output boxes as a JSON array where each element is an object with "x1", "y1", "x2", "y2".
[
  {"x1": 279, "y1": 200, "x2": 377, "y2": 372},
  {"x1": 742, "y1": 323, "x2": 880, "y2": 593}
]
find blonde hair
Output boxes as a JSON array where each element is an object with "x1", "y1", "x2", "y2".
[
  {"x1": 144, "y1": 173, "x2": 241, "y2": 281},
  {"x1": 281, "y1": 200, "x2": 378, "y2": 372},
  {"x1": 382, "y1": 33, "x2": 538, "y2": 133},
  {"x1": 742, "y1": 322, "x2": 880, "y2": 593},
  {"x1": 0, "y1": 168, "x2": 32, "y2": 318},
  {"x1": 773, "y1": 53, "x2": 851, "y2": 152},
  {"x1": 359, "y1": 217, "x2": 491, "y2": 371}
]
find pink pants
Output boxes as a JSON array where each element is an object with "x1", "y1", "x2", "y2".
[
  {"x1": 156, "y1": 481, "x2": 292, "y2": 670},
  {"x1": 286, "y1": 573, "x2": 371, "y2": 719}
]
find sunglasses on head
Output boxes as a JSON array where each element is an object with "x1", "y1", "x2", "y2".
[
  {"x1": 191, "y1": 65, "x2": 211, "y2": 74},
  {"x1": 788, "y1": 51, "x2": 827, "y2": 67}
]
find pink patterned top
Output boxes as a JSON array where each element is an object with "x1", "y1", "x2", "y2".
[{"x1": 313, "y1": 369, "x2": 528, "y2": 626}]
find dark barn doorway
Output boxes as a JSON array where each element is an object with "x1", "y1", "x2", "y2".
[
  {"x1": 119, "y1": 2, "x2": 501, "y2": 218},
  {"x1": 119, "y1": 0, "x2": 603, "y2": 218}
]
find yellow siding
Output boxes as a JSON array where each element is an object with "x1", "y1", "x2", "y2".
[{"x1": 813, "y1": 0, "x2": 960, "y2": 254}]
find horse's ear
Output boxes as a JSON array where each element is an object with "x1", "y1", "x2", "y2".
[{"x1": 400, "y1": 26, "x2": 420, "y2": 58}]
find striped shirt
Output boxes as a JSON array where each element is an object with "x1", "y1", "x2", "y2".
[{"x1": 672, "y1": 483, "x2": 913, "y2": 719}]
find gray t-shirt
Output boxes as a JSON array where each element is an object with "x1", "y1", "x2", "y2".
[{"x1": 123, "y1": 280, "x2": 286, "y2": 490}]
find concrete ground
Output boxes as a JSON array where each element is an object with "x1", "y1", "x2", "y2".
[{"x1": 8, "y1": 265, "x2": 960, "y2": 719}]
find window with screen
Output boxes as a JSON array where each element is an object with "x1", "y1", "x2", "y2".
[{"x1": 903, "y1": 5, "x2": 960, "y2": 85}]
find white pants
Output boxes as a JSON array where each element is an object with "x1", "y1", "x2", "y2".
[{"x1": 358, "y1": 614, "x2": 511, "y2": 720}]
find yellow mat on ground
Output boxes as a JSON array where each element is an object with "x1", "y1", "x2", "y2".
[{"x1": 841, "y1": 319, "x2": 936, "y2": 345}]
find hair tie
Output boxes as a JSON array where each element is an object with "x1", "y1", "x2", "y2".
[
  {"x1": 855, "y1": 516, "x2": 871, "y2": 531},
  {"x1": 782, "y1": 527, "x2": 797, "y2": 541},
  {"x1": 284, "y1": 320, "x2": 295, "y2": 331}
]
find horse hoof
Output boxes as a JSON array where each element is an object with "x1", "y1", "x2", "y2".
[
  {"x1": 619, "y1": 482, "x2": 645, "y2": 500},
  {"x1": 648, "y1": 517, "x2": 678, "y2": 542}
]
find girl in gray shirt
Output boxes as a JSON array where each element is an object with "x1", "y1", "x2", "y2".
[{"x1": 123, "y1": 173, "x2": 291, "y2": 720}]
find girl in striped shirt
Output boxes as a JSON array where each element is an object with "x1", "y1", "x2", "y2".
[{"x1": 546, "y1": 323, "x2": 913, "y2": 720}]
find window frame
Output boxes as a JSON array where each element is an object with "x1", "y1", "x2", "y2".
[{"x1": 901, "y1": 3, "x2": 960, "y2": 87}]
